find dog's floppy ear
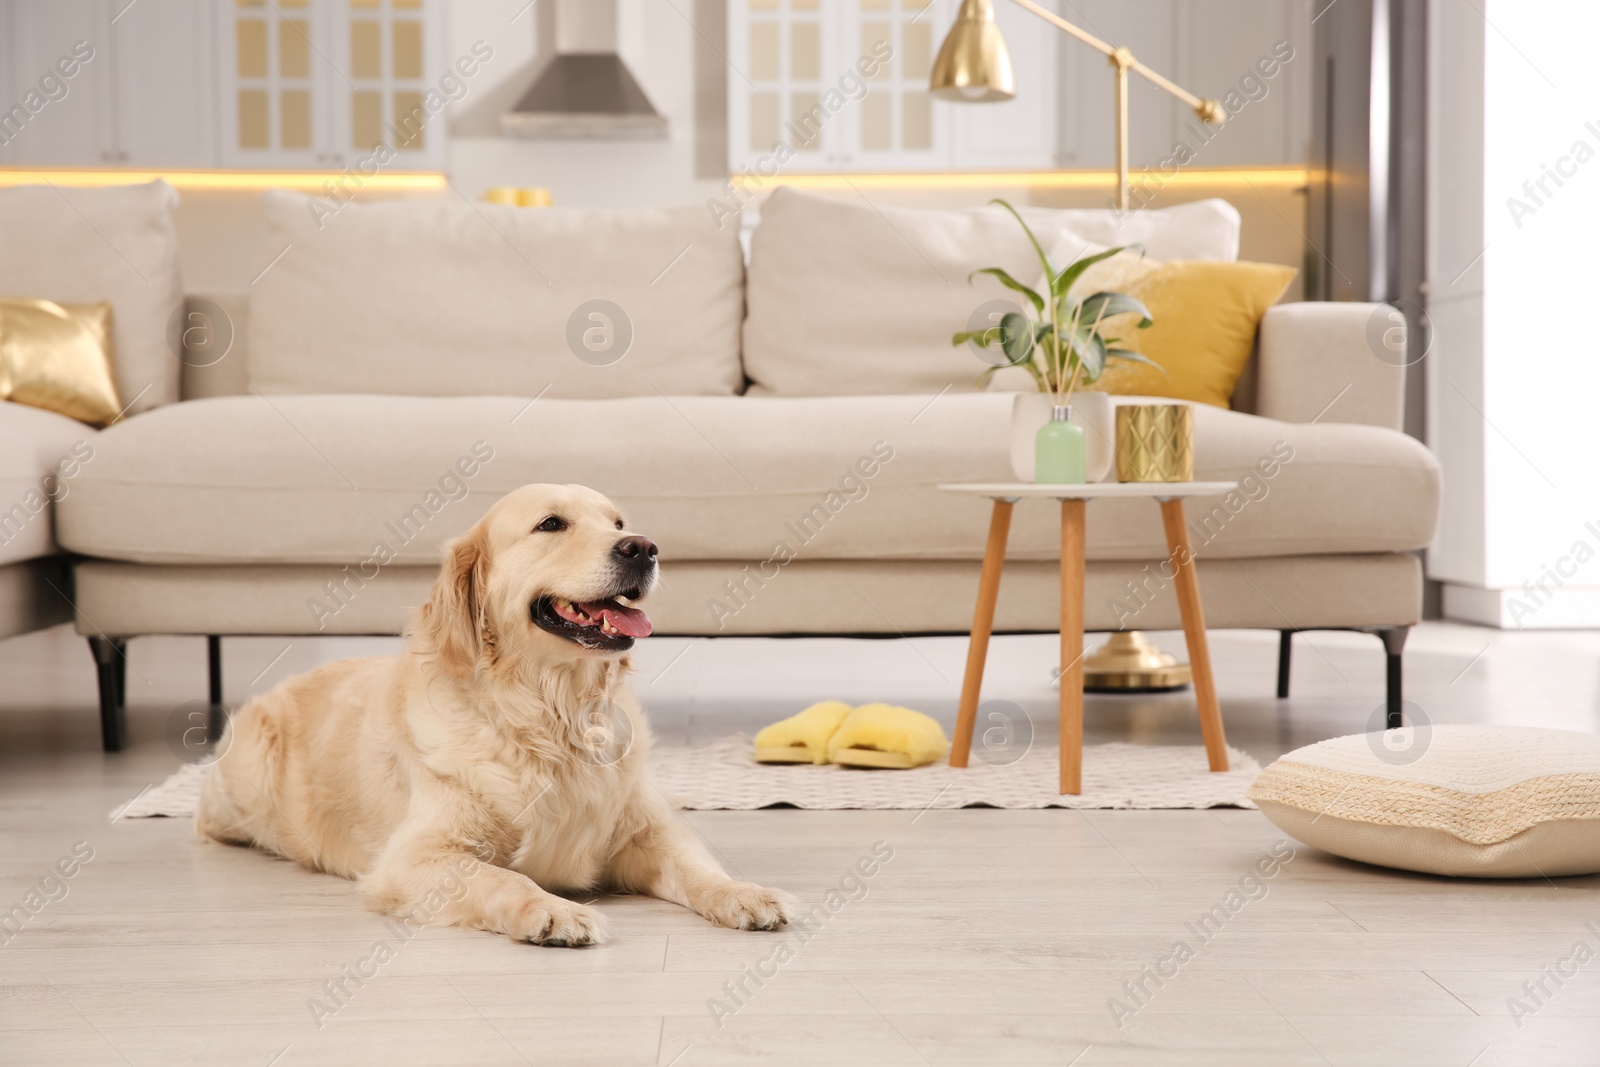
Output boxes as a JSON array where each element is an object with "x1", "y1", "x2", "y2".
[{"x1": 421, "y1": 521, "x2": 490, "y2": 679}]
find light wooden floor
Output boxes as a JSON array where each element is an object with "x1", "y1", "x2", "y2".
[{"x1": 3, "y1": 622, "x2": 1599, "y2": 1066}]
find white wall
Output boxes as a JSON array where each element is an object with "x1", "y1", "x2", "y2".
[
  {"x1": 1430, "y1": 0, "x2": 1600, "y2": 628},
  {"x1": 1058, "y1": 0, "x2": 1313, "y2": 171}
]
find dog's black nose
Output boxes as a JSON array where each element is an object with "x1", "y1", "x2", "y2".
[{"x1": 613, "y1": 536, "x2": 658, "y2": 562}]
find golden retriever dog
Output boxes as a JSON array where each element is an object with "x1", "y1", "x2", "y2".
[{"x1": 197, "y1": 483, "x2": 794, "y2": 945}]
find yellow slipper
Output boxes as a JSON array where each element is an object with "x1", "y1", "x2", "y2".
[
  {"x1": 753, "y1": 701, "x2": 853, "y2": 764},
  {"x1": 826, "y1": 703, "x2": 950, "y2": 770}
]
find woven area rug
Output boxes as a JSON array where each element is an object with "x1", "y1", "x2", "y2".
[
  {"x1": 114, "y1": 735, "x2": 1258, "y2": 817},
  {"x1": 651, "y1": 735, "x2": 1259, "y2": 810}
]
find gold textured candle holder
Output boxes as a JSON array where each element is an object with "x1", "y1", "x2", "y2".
[{"x1": 1115, "y1": 403, "x2": 1194, "y2": 482}]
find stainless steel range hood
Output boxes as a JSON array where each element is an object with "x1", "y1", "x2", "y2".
[{"x1": 501, "y1": 0, "x2": 666, "y2": 140}]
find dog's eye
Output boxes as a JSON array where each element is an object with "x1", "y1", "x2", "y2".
[
  {"x1": 534, "y1": 516, "x2": 567, "y2": 533},
  {"x1": 614, "y1": 519, "x2": 625, "y2": 530}
]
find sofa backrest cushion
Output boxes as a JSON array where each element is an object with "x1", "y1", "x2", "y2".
[
  {"x1": 742, "y1": 189, "x2": 1240, "y2": 397},
  {"x1": 248, "y1": 193, "x2": 745, "y2": 398},
  {"x1": 0, "y1": 180, "x2": 181, "y2": 416}
]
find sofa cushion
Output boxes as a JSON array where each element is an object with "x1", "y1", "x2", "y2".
[
  {"x1": 0, "y1": 400, "x2": 98, "y2": 566},
  {"x1": 58, "y1": 395, "x2": 1439, "y2": 569},
  {"x1": 742, "y1": 190, "x2": 1240, "y2": 397},
  {"x1": 0, "y1": 298, "x2": 121, "y2": 424},
  {"x1": 0, "y1": 181, "x2": 182, "y2": 416},
  {"x1": 1071, "y1": 259, "x2": 1298, "y2": 408},
  {"x1": 248, "y1": 193, "x2": 745, "y2": 399}
]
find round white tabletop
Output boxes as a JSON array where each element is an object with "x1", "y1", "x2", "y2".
[{"x1": 939, "y1": 481, "x2": 1239, "y2": 499}]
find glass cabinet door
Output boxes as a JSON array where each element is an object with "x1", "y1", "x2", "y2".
[
  {"x1": 843, "y1": 0, "x2": 947, "y2": 170},
  {"x1": 217, "y1": 0, "x2": 327, "y2": 166},
  {"x1": 327, "y1": 0, "x2": 444, "y2": 170},
  {"x1": 217, "y1": 0, "x2": 443, "y2": 170},
  {"x1": 728, "y1": 0, "x2": 843, "y2": 174},
  {"x1": 727, "y1": 0, "x2": 1054, "y2": 174}
]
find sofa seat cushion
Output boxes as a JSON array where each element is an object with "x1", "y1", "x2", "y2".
[
  {"x1": 56, "y1": 394, "x2": 1439, "y2": 567},
  {"x1": 0, "y1": 400, "x2": 97, "y2": 565},
  {"x1": 248, "y1": 193, "x2": 745, "y2": 399}
]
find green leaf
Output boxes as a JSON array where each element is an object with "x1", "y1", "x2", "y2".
[
  {"x1": 1105, "y1": 347, "x2": 1167, "y2": 374},
  {"x1": 976, "y1": 358, "x2": 1044, "y2": 391},
  {"x1": 1050, "y1": 243, "x2": 1141, "y2": 300},
  {"x1": 1083, "y1": 334, "x2": 1108, "y2": 380},
  {"x1": 999, "y1": 312, "x2": 1035, "y2": 366},
  {"x1": 989, "y1": 198, "x2": 1055, "y2": 285},
  {"x1": 968, "y1": 267, "x2": 1046, "y2": 316},
  {"x1": 1074, "y1": 291, "x2": 1153, "y2": 330},
  {"x1": 1067, "y1": 330, "x2": 1107, "y2": 381}
]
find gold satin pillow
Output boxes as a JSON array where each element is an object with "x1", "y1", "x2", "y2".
[
  {"x1": 1074, "y1": 258, "x2": 1297, "y2": 409},
  {"x1": 0, "y1": 298, "x2": 121, "y2": 425}
]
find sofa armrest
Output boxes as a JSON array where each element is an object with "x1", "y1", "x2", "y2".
[
  {"x1": 179, "y1": 292, "x2": 251, "y2": 401},
  {"x1": 1257, "y1": 302, "x2": 1405, "y2": 430}
]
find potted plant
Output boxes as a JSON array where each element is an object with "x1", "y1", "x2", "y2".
[{"x1": 952, "y1": 199, "x2": 1160, "y2": 482}]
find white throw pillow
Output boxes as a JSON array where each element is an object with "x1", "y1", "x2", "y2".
[
  {"x1": 742, "y1": 189, "x2": 1239, "y2": 397},
  {"x1": 0, "y1": 181, "x2": 182, "y2": 416},
  {"x1": 1248, "y1": 726, "x2": 1600, "y2": 878},
  {"x1": 1043, "y1": 197, "x2": 1240, "y2": 262},
  {"x1": 248, "y1": 193, "x2": 746, "y2": 399}
]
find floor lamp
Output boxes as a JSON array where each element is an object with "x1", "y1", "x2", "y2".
[{"x1": 930, "y1": 0, "x2": 1225, "y2": 689}]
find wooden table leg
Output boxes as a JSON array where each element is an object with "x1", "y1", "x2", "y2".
[
  {"x1": 1158, "y1": 498, "x2": 1230, "y2": 772},
  {"x1": 1059, "y1": 498, "x2": 1087, "y2": 794},
  {"x1": 951, "y1": 499, "x2": 1014, "y2": 768}
]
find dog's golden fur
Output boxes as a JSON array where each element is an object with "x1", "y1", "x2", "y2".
[{"x1": 197, "y1": 483, "x2": 794, "y2": 945}]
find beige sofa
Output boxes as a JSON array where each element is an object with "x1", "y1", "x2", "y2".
[
  {"x1": 26, "y1": 185, "x2": 1440, "y2": 750},
  {"x1": 0, "y1": 181, "x2": 185, "y2": 741},
  {"x1": 0, "y1": 404, "x2": 85, "y2": 641}
]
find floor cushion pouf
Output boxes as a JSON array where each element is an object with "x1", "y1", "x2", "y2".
[{"x1": 1248, "y1": 725, "x2": 1600, "y2": 878}]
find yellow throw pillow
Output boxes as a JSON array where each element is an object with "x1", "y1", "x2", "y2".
[
  {"x1": 1073, "y1": 258, "x2": 1296, "y2": 408},
  {"x1": 0, "y1": 298, "x2": 121, "y2": 425}
]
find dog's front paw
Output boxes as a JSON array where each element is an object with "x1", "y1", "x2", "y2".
[
  {"x1": 507, "y1": 896, "x2": 608, "y2": 947},
  {"x1": 696, "y1": 881, "x2": 797, "y2": 931}
]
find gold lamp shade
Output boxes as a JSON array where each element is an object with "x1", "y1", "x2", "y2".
[{"x1": 929, "y1": 0, "x2": 1015, "y2": 103}]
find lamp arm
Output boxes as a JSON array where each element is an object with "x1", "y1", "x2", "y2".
[
  {"x1": 1127, "y1": 57, "x2": 1226, "y2": 122},
  {"x1": 1005, "y1": 0, "x2": 1117, "y2": 58},
  {"x1": 1004, "y1": 0, "x2": 1223, "y2": 122}
]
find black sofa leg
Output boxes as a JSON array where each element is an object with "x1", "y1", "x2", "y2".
[
  {"x1": 1378, "y1": 626, "x2": 1409, "y2": 729},
  {"x1": 207, "y1": 635, "x2": 225, "y2": 741},
  {"x1": 1275, "y1": 630, "x2": 1293, "y2": 699},
  {"x1": 88, "y1": 636, "x2": 126, "y2": 753},
  {"x1": 113, "y1": 644, "x2": 127, "y2": 708}
]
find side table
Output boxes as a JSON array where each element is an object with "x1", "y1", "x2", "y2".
[{"x1": 939, "y1": 482, "x2": 1240, "y2": 794}]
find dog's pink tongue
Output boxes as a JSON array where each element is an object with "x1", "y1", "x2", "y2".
[{"x1": 588, "y1": 601, "x2": 652, "y2": 638}]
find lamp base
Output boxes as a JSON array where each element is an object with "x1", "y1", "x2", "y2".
[{"x1": 1082, "y1": 631, "x2": 1191, "y2": 692}]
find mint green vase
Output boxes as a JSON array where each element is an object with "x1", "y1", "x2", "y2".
[{"x1": 1035, "y1": 404, "x2": 1087, "y2": 484}]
